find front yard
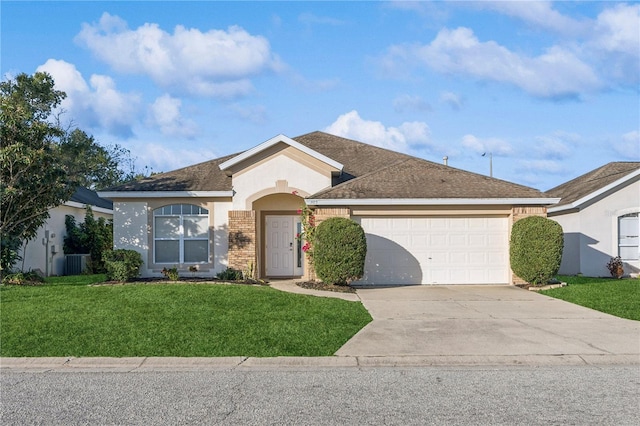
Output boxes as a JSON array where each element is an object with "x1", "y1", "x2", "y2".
[
  {"x1": 0, "y1": 276, "x2": 372, "y2": 357},
  {"x1": 542, "y1": 275, "x2": 640, "y2": 321}
]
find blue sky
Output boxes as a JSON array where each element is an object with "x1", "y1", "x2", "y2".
[{"x1": 3, "y1": 1, "x2": 639, "y2": 191}]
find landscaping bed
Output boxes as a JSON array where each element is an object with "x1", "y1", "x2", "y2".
[{"x1": 297, "y1": 281, "x2": 357, "y2": 293}]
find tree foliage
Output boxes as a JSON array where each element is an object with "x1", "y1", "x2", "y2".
[
  {"x1": 1, "y1": 71, "x2": 144, "y2": 274},
  {"x1": 510, "y1": 216, "x2": 564, "y2": 286},
  {"x1": 63, "y1": 206, "x2": 113, "y2": 273},
  {"x1": 58, "y1": 128, "x2": 137, "y2": 190},
  {"x1": 1, "y1": 72, "x2": 72, "y2": 274},
  {"x1": 313, "y1": 217, "x2": 367, "y2": 285}
]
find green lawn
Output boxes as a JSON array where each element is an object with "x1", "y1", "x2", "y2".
[
  {"x1": 542, "y1": 275, "x2": 640, "y2": 321},
  {"x1": 0, "y1": 278, "x2": 372, "y2": 357}
]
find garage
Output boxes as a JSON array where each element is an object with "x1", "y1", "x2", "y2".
[{"x1": 355, "y1": 216, "x2": 510, "y2": 285}]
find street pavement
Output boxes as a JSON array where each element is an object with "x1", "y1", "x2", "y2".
[{"x1": 2, "y1": 365, "x2": 639, "y2": 425}]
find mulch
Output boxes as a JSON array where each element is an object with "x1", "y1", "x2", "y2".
[
  {"x1": 296, "y1": 281, "x2": 357, "y2": 293},
  {"x1": 92, "y1": 277, "x2": 269, "y2": 286}
]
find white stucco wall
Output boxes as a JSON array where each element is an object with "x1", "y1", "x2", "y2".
[
  {"x1": 551, "y1": 179, "x2": 640, "y2": 277},
  {"x1": 213, "y1": 201, "x2": 232, "y2": 273},
  {"x1": 19, "y1": 204, "x2": 112, "y2": 276},
  {"x1": 113, "y1": 201, "x2": 149, "y2": 274},
  {"x1": 231, "y1": 154, "x2": 331, "y2": 210}
]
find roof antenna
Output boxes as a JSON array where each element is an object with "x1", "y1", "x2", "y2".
[{"x1": 482, "y1": 152, "x2": 493, "y2": 177}]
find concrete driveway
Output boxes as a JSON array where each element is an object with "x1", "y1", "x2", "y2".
[{"x1": 336, "y1": 285, "x2": 640, "y2": 364}]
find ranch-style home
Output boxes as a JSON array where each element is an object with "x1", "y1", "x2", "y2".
[
  {"x1": 547, "y1": 162, "x2": 640, "y2": 278},
  {"x1": 99, "y1": 131, "x2": 560, "y2": 286}
]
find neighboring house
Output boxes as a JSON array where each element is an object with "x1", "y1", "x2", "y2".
[
  {"x1": 19, "y1": 187, "x2": 113, "y2": 276},
  {"x1": 546, "y1": 162, "x2": 640, "y2": 278},
  {"x1": 99, "y1": 132, "x2": 558, "y2": 285}
]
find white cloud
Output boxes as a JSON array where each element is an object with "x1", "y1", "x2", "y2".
[
  {"x1": 439, "y1": 91, "x2": 463, "y2": 110},
  {"x1": 518, "y1": 159, "x2": 565, "y2": 174},
  {"x1": 134, "y1": 142, "x2": 218, "y2": 174},
  {"x1": 589, "y1": 3, "x2": 640, "y2": 85},
  {"x1": 461, "y1": 134, "x2": 513, "y2": 156},
  {"x1": 148, "y1": 94, "x2": 198, "y2": 138},
  {"x1": 380, "y1": 27, "x2": 601, "y2": 99},
  {"x1": 479, "y1": 1, "x2": 589, "y2": 36},
  {"x1": 229, "y1": 103, "x2": 268, "y2": 125},
  {"x1": 393, "y1": 94, "x2": 432, "y2": 113},
  {"x1": 614, "y1": 131, "x2": 640, "y2": 159},
  {"x1": 324, "y1": 110, "x2": 431, "y2": 153},
  {"x1": 75, "y1": 13, "x2": 283, "y2": 98},
  {"x1": 533, "y1": 131, "x2": 581, "y2": 160},
  {"x1": 37, "y1": 59, "x2": 141, "y2": 137}
]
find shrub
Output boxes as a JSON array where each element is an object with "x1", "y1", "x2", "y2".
[
  {"x1": 216, "y1": 267, "x2": 243, "y2": 281},
  {"x1": 102, "y1": 249, "x2": 143, "y2": 282},
  {"x1": 313, "y1": 217, "x2": 367, "y2": 285},
  {"x1": 161, "y1": 266, "x2": 179, "y2": 281},
  {"x1": 2, "y1": 270, "x2": 45, "y2": 286},
  {"x1": 0, "y1": 235, "x2": 22, "y2": 276},
  {"x1": 510, "y1": 216, "x2": 564, "y2": 286},
  {"x1": 606, "y1": 256, "x2": 624, "y2": 278},
  {"x1": 64, "y1": 207, "x2": 113, "y2": 273}
]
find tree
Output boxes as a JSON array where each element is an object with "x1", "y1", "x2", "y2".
[
  {"x1": 58, "y1": 128, "x2": 138, "y2": 190},
  {"x1": 1, "y1": 72, "x2": 72, "y2": 273},
  {"x1": 510, "y1": 216, "x2": 564, "y2": 286}
]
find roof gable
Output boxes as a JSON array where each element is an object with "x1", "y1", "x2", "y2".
[
  {"x1": 547, "y1": 162, "x2": 640, "y2": 211},
  {"x1": 219, "y1": 134, "x2": 343, "y2": 173}
]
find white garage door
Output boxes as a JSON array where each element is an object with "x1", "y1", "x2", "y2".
[{"x1": 355, "y1": 216, "x2": 510, "y2": 285}]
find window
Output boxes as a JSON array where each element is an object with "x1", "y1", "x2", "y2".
[
  {"x1": 619, "y1": 213, "x2": 639, "y2": 261},
  {"x1": 154, "y1": 204, "x2": 209, "y2": 264}
]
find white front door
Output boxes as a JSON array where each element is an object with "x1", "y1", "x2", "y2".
[{"x1": 266, "y1": 215, "x2": 296, "y2": 277}]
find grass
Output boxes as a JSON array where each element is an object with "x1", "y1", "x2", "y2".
[
  {"x1": 542, "y1": 275, "x2": 640, "y2": 321},
  {"x1": 0, "y1": 278, "x2": 372, "y2": 357}
]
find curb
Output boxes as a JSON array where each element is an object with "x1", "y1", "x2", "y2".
[{"x1": 2, "y1": 354, "x2": 638, "y2": 371}]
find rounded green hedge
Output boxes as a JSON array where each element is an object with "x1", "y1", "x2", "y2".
[
  {"x1": 313, "y1": 217, "x2": 367, "y2": 285},
  {"x1": 510, "y1": 216, "x2": 564, "y2": 285}
]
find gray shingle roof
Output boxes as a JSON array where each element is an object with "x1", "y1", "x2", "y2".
[
  {"x1": 546, "y1": 162, "x2": 640, "y2": 207},
  {"x1": 310, "y1": 157, "x2": 547, "y2": 199},
  {"x1": 70, "y1": 187, "x2": 113, "y2": 210},
  {"x1": 106, "y1": 153, "x2": 236, "y2": 192},
  {"x1": 106, "y1": 131, "x2": 550, "y2": 200}
]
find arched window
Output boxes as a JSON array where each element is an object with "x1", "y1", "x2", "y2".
[
  {"x1": 154, "y1": 204, "x2": 209, "y2": 264},
  {"x1": 619, "y1": 213, "x2": 639, "y2": 261}
]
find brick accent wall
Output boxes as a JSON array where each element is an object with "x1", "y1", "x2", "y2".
[
  {"x1": 314, "y1": 207, "x2": 351, "y2": 225},
  {"x1": 510, "y1": 206, "x2": 548, "y2": 285},
  {"x1": 228, "y1": 210, "x2": 256, "y2": 273}
]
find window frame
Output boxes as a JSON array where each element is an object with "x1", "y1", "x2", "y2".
[
  {"x1": 153, "y1": 204, "x2": 210, "y2": 264},
  {"x1": 618, "y1": 212, "x2": 639, "y2": 261}
]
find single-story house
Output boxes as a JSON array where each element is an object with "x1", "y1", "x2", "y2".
[
  {"x1": 546, "y1": 162, "x2": 640, "y2": 277},
  {"x1": 99, "y1": 131, "x2": 559, "y2": 285},
  {"x1": 19, "y1": 187, "x2": 114, "y2": 276}
]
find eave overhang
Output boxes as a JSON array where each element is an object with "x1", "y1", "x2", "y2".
[
  {"x1": 98, "y1": 191, "x2": 234, "y2": 199},
  {"x1": 306, "y1": 198, "x2": 561, "y2": 206}
]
